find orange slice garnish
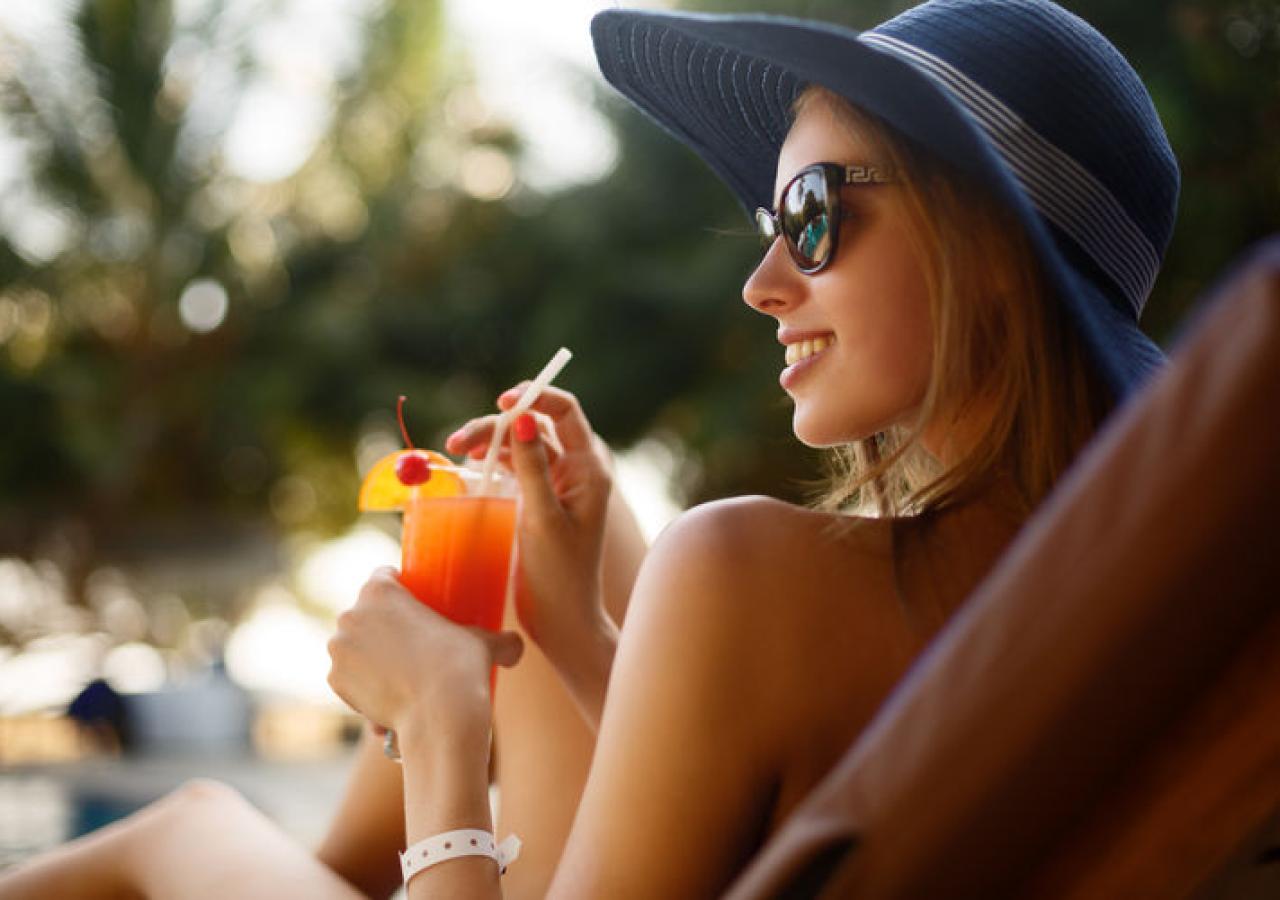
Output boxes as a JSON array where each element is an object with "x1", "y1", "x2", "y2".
[{"x1": 357, "y1": 449, "x2": 466, "y2": 511}]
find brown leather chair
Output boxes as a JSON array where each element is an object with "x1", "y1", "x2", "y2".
[{"x1": 725, "y1": 237, "x2": 1280, "y2": 899}]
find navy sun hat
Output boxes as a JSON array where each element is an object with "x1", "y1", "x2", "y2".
[{"x1": 590, "y1": 0, "x2": 1180, "y2": 403}]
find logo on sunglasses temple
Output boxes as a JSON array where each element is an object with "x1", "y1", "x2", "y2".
[{"x1": 846, "y1": 164, "x2": 892, "y2": 184}]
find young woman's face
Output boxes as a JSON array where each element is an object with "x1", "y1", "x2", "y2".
[{"x1": 743, "y1": 100, "x2": 934, "y2": 448}]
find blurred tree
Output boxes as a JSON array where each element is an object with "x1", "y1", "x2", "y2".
[{"x1": 0, "y1": 0, "x2": 465, "y2": 621}]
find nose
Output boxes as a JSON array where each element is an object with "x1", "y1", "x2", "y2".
[{"x1": 742, "y1": 237, "x2": 804, "y2": 317}]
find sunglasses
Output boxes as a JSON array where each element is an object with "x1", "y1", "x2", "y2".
[{"x1": 754, "y1": 163, "x2": 893, "y2": 274}]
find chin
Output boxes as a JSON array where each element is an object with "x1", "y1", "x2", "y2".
[
  {"x1": 792, "y1": 400, "x2": 900, "y2": 449},
  {"x1": 791, "y1": 409, "x2": 857, "y2": 449}
]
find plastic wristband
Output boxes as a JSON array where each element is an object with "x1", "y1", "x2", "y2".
[{"x1": 399, "y1": 829, "x2": 522, "y2": 884}]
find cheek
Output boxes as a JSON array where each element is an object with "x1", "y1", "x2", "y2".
[
  {"x1": 880, "y1": 224, "x2": 933, "y2": 375},
  {"x1": 881, "y1": 282, "x2": 933, "y2": 393},
  {"x1": 845, "y1": 257, "x2": 933, "y2": 392}
]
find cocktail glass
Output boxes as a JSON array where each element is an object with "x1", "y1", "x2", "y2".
[{"x1": 398, "y1": 462, "x2": 518, "y2": 695}]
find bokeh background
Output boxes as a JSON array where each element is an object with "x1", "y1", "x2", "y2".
[{"x1": 0, "y1": 0, "x2": 1277, "y2": 863}]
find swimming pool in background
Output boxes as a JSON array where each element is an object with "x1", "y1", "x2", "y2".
[
  {"x1": 0, "y1": 753, "x2": 353, "y2": 872},
  {"x1": 0, "y1": 774, "x2": 150, "y2": 868}
]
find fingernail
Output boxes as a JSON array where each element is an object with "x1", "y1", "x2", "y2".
[
  {"x1": 500, "y1": 387, "x2": 523, "y2": 402},
  {"x1": 513, "y1": 413, "x2": 537, "y2": 443},
  {"x1": 445, "y1": 427, "x2": 466, "y2": 448}
]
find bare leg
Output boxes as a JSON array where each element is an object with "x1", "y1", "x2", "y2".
[
  {"x1": 0, "y1": 780, "x2": 364, "y2": 900},
  {"x1": 493, "y1": 484, "x2": 647, "y2": 899},
  {"x1": 315, "y1": 728, "x2": 406, "y2": 899},
  {"x1": 493, "y1": 625, "x2": 598, "y2": 900}
]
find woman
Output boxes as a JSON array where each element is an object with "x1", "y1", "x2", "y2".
[{"x1": 0, "y1": 0, "x2": 1178, "y2": 897}]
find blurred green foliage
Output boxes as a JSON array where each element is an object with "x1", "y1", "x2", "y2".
[{"x1": 0, "y1": 0, "x2": 1276, "y2": 624}]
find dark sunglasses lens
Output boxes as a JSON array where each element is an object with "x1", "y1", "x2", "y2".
[{"x1": 780, "y1": 170, "x2": 833, "y2": 270}]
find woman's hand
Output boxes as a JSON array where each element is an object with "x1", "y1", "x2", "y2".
[
  {"x1": 327, "y1": 568, "x2": 524, "y2": 747},
  {"x1": 447, "y1": 386, "x2": 620, "y2": 726}
]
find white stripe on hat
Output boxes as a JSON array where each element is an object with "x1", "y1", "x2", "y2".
[{"x1": 860, "y1": 32, "x2": 1158, "y2": 314}]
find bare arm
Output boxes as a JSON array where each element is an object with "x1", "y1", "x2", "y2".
[
  {"x1": 547, "y1": 502, "x2": 784, "y2": 897},
  {"x1": 493, "y1": 477, "x2": 646, "y2": 898},
  {"x1": 597, "y1": 446, "x2": 649, "y2": 629},
  {"x1": 314, "y1": 726, "x2": 407, "y2": 899},
  {"x1": 510, "y1": 446, "x2": 647, "y2": 732}
]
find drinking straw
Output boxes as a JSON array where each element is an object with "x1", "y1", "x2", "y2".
[{"x1": 479, "y1": 347, "x2": 573, "y2": 494}]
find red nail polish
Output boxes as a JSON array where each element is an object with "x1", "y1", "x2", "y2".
[{"x1": 513, "y1": 413, "x2": 537, "y2": 443}]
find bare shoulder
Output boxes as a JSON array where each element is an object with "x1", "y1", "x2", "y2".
[
  {"x1": 642, "y1": 495, "x2": 895, "y2": 615},
  {"x1": 602, "y1": 494, "x2": 901, "y2": 756},
  {"x1": 633, "y1": 496, "x2": 928, "y2": 825},
  {"x1": 584, "y1": 494, "x2": 1020, "y2": 856},
  {"x1": 631, "y1": 495, "x2": 906, "y2": 725}
]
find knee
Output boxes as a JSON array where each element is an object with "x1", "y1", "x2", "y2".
[
  {"x1": 134, "y1": 778, "x2": 263, "y2": 843},
  {"x1": 163, "y1": 778, "x2": 249, "y2": 816}
]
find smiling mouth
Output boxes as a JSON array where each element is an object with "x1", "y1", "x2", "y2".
[{"x1": 784, "y1": 334, "x2": 835, "y2": 367}]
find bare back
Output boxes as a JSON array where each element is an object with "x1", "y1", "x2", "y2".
[{"x1": 736, "y1": 493, "x2": 1023, "y2": 831}]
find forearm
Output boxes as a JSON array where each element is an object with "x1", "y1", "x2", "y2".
[
  {"x1": 492, "y1": 586, "x2": 612, "y2": 897},
  {"x1": 599, "y1": 481, "x2": 648, "y2": 628},
  {"x1": 399, "y1": 717, "x2": 502, "y2": 900},
  {"x1": 541, "y1": 608, "x2": 618, "y2": 731},
  {"x1": 550, "y1": 479, "x2": 636, "y2": 730}
]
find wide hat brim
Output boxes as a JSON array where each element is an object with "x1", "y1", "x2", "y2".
[{"x1": 591, "y1": 10, "x2": 1166, "y2": 402}]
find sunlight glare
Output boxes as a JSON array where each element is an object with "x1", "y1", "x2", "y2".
[
  {"x1": 296, "y1": 526, "x2": 401, "y2": 613},
  {"x1": 224, "y1": 587, "x2": 339, "y2": 703}
]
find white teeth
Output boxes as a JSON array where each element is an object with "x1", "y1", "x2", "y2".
[{"x1": 785, "y1": 335, "x2": 834, "y2": 366}]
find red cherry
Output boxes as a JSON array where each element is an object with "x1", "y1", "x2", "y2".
[{"x1": 395, "y1": 452, "x2": 432, "y2": 486}]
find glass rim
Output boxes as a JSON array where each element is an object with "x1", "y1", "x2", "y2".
[{"x1": 407, "y1": 459, "x2": 518, "y2": 498}]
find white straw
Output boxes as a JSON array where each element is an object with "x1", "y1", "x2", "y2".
[{"x1": 480, "y1": 347, "x2": 573, "y2": 494}]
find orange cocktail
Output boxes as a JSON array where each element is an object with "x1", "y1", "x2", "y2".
[
  {"x1": 356, "y1": 392, "x2": 543, "y2": 762},
  {"x1": 399, "y1": 488, "x2": 516, "y2": 634},
  {"x1": 358, "y1": 433, "x2": 519, "y2": 696}
]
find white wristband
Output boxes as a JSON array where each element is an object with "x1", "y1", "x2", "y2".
[{"x1": 399, "y1": 829, "x2": 522, "y2": 884}]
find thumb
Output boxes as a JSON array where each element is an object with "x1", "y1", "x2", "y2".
[
  {"x1": 486, "y1": 629, "x2": 525, "y2": 669},
  {"x1": 509, "y1": 413, "x2": 561, "y2": 525}
]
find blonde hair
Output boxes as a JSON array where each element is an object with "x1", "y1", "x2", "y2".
[{"x1": 794, "y1": 86, "x2": 1113, "y2": 519}]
